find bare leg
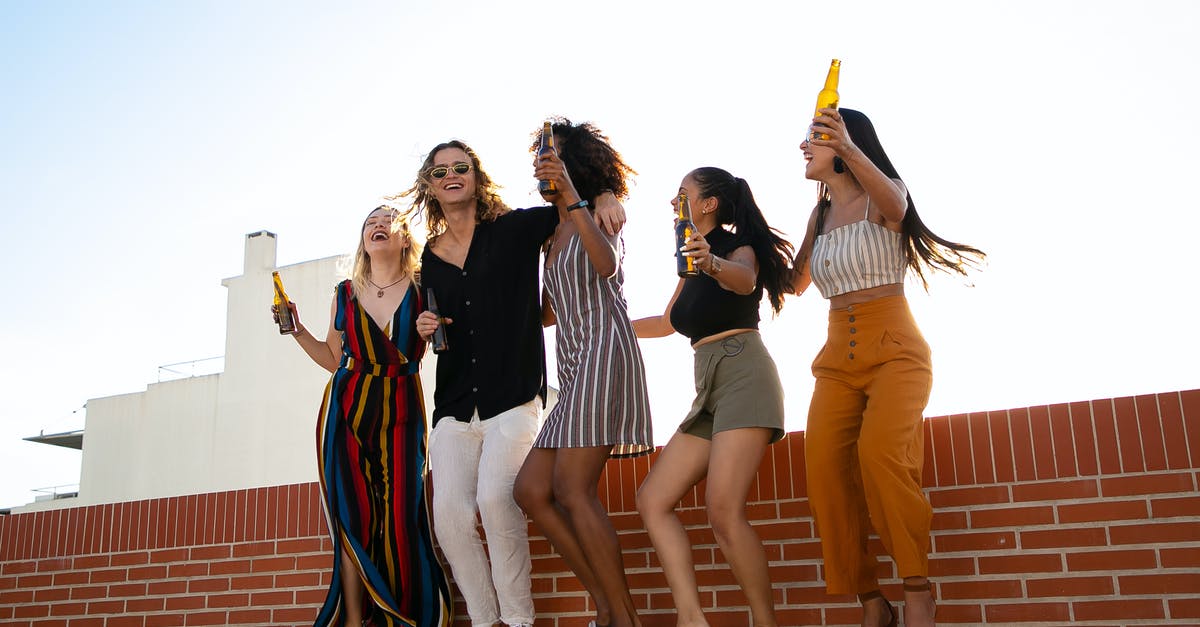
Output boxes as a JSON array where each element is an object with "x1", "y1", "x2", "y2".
[
  {"x1": 705, "y1": 428, "x2": 777, "y2": 627},
  {"x1": 553, "y1": 446, "x2": 641, "y2": 627},
  {"x1": 635, "y1": 432, "x2": 711, "y2": 627},
  {"x1": 514, "y1": 447, "x2": 610, "y2": 625},
  {"x1": 340, "y1": 548, "x2": 364, "y2": 624}
]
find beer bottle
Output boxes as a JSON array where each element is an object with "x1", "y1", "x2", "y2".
[
  {"x1": 812, "y1": 58, "x2": 841, "y2": 140},
  {"x1": 537, "y1": 121, "x2": 558, "y2": 199},
  {"x1": 272, "y1": 271, "x2": 296, "y2": 334},
  {"x1": 426, "y1": 288, "x2": 449, "y2": 353},
  {"x1": 674, "y1": 191, "x2": 699, "y2": 278}
]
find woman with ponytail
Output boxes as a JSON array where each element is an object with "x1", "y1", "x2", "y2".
[
  {"x1": 632, "y1": 167, "x2": 794, "y2": 627},
  {"x1": 793, "y1": 108, "x2": 985, "y2": 627}
]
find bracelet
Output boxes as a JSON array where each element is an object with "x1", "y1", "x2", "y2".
[
  {"x1": 566, "y1": 199, "x2": 590, "y2": 212},
  {"x1": 705, "y1": 255, "x2": 723, "y2": 275}
]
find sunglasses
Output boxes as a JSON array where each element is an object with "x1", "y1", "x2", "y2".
[{"x1": 427, "y1": 162, "x2": 473, "y2": 179}]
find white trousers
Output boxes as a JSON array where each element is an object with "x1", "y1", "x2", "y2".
[{"x1": 429, "y1": 401, "x2": 540, "y2": 627}]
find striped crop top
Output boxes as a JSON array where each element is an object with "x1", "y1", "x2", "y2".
[{"x1": 809, "y1": 197, "x2": 907, "y2": 299}]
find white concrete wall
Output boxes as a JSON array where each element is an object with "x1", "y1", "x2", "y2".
[{"x1": 18, "y1": 230, "x2": 448, "y2": 511}]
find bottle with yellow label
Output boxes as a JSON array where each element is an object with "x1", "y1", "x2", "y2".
[
  {"x1": 812, "y1": 58, "x2": 841, "y2": 140},
  {"x1": 537, "y1": 121, "x2": 558, "y2": 199},
  {"x1": 272, "y1": 271, "x2": 296, "y2": 334},
  {"x1": 674, "y1": 192, "x2": 699, "y2": 278}
]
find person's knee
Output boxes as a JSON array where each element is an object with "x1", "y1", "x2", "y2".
[
  {"x1": 635, "y1": 484, "x2": 668, "y2": 520},
  {"x1": 705, "y1": 495, "x2": 746, "y2": 539},
  {"x1": 512, "y1": 472, "x2": 545, "y2": 515},
  {"x1": 551, "y1": 477, "x2": 595, "y2": 514},
  {"x1": 433, "y1": 495, "x2": 477, "y2": 536}
]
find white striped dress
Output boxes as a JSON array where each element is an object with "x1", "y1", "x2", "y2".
[{"x1": 536, "y1": 232, "x2": 653, "y2": 458}]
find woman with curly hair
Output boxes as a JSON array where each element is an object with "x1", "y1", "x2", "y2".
[
  {"x1": 632, "y1": 167, "x2": 794, "y2": 627},
  {"x1": 512, "y1": 119, "x2": 652, "y2": 627},
  {"x1": 794, "y1": 108, "x2": 985, "y2": 627},
  {"x1": 402, "y1": 140, "x2": 625, "y2": 627}
]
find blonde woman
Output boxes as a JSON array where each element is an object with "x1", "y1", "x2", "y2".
[{"x1": 277, "y1": 205, "x2": 451, "y2": 627}]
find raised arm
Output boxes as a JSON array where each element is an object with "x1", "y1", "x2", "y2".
[
  {"x1": 810, "y1": 108, "x2": 909, "y2": 224},
  {"x1": 536, "y1": 151, "x2": 619, "y2": 277}
]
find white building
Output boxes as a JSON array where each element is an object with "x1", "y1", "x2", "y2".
[{"x1": 17, "y1": 230, "x2": 439, "y2": 512}]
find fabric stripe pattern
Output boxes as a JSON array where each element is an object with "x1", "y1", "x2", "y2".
[
  {"x1": 535, "y1": 233, "x2": 653, "y2": 458},
  {"x1": 810, "y1": 219, "x2": 906, "y2": 299},
  {"x1": 313, "y1": 280, "x2": 452, "y2": 627}
]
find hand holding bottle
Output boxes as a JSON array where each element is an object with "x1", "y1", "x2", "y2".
[
  {"x1": 271, "y1": 301, "x2": 303, "y2": 336},
  {"x1": 533, "y1": 150, "x2": 583, "y2": 210},
  {"x1": 416, "y1": 310, "x2": 452, "y2": 343},
  {"x1": 808, "y1": 108, "x2": 859, "y2": 160}
]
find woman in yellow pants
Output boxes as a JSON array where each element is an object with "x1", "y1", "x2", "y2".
[{"x1": 791, "y1": 107, "x2": 984, "y2": 627}]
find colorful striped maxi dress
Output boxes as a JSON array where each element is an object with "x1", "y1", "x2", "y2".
[{"x1": 313, "y1": 280, "x2": 452, "y2": 627}]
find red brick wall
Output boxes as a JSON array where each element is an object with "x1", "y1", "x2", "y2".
[{"x1": 2, "y1": 389, "x2": 1198, "y2": 626}]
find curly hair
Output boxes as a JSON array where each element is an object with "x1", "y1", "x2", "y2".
[
  {"x1": 392, "y1": 140, "x2": 509, "y2": 242},
  {"x1": 529, "y1": 118, "x2": 636, "y2": 203}
]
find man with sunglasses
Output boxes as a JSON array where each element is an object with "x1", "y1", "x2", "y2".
[{"x1": 402, "y1": 139, "x2": 624, "y2": 627}]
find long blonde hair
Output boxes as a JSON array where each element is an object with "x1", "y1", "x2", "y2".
[
  {"x1": 348, "y1": 205, "x2": 421, "y2": 299},
  {"x1": 392, "y1": 140, "x2": 509, "y2": 242}
]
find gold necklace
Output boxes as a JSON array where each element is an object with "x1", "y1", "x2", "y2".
[{"x1": 368, "y1": 277, "x2": 405, "y2": 298}]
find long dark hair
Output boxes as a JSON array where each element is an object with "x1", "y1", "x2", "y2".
[
  {"x1": 393, "y1": 139, "x2": 509, "y2": 241},
  {"x1": 816, "y1": 108, "x2": 985, "y2": 289},
  {"x1": 529, "y1": 118, "x2": 636, "y2": 202},
  {"x1": 691, "y1": 167, "x2": 795, "y2": 313}
]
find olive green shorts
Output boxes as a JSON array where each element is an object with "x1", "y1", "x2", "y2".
[{"x1": 679, "y1": 331, "x2": 786, "y2": 442}]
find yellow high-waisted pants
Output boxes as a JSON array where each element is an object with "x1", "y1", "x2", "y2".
[{"x1": 805, "y1": 295, "x2": 933, "y2": 595}]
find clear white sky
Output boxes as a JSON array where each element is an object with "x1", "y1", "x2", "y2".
[{"x1": 2, "y1": 1, "x2": 1198, "y2": 509}]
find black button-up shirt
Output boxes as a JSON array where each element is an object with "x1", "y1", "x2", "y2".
[{"x1": 421, "y1": 206, "x2": 559, "y2": 426}]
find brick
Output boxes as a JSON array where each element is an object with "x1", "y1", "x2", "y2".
[
  {"x1": 187, "y1": 578, "x2": 230, "y2": 593},
  {"x1": 1101, "y1": 471, "x2": 1195, "y2": 496},
  {"x1": 1049, "y1": 402, "x2": 1077, "y2": 478},
  {"x1": 1170, "y1": 596, "x2": 1200, "y2": 619},
  {"x1": 939, "y1": 577, "x2": 1022, "y2": 600},
  {"x1": 276, "y1": 538, "x2": 323, "y2": 554},
  {"x1": 1020, "y1": 526, "x2": 1107, "y2": 549},
  {"x1": 205, "y1": 592, "x2": 250, "y2": 608},
  {"x1": 86, "y1": 599, "x2": 124, "y2": 614},
  {"x1": 1157, "y1": 392, "x2": 1191, "y2": 470},
  {"x1": 987, "y1": 410, "x2": 1016, "y2": 483},
  {"x1": 929, "y1": 416, "x2": 955, "y2": 487},
  {"x1": 969, "y1": 505, "x2": 1054, "y2": 528},
  {"x1": 1026, "y1": 574, "x2": 1114, "y2": 597},
  {"x1": 1029, "y1": 405, "x2": 1057, "y2": 480},
  {"x1": 1058, "y1": 499, "x2": 1148, "y2": 524},
  {"x1": 928, "y1": 485, "x2": 1010, "y2": 508},
  {"x1": 1113, "y1": 395, "x2": 1146, "y2": 473},
  {"x1": 1011, "y1": 478, "x2": 1099, "y2": 502},
  {"x1": 250, "y1": 556, "x2": 295, "y2": 573},
  {"x1": 1151, "y1": 495, "x2": 1200, "y2": 518},
  {"x1": 949, "y1": 413, "x2": 975, "y2": 485},
  {"x1": 188, "y1": 546, "x2": 230, "y2": 561},
  {"x1": 1181, "y1": 390, "x2": 1200, "y2": 467},
  {"x1": 985, "y1": 601, "x2": 1071, "y2": 622},
  {"x1": 966, "y1": 412, "x2": 996, "y2": 484},
  {"x1": 935, "y1": 531, "x2": 1017, "y2": 553},
  {"x1": 126, "y1": 565, "x2": 167, "y2": 581},
  {"x1": 1119, "y1": 572, "x2": 1200, "y2": 594},
  {"x1": 1009, "y1": 407, "x2": 1037, "y2": 482},
  {"x1": 1110, "y1": 521, "x2": 1200, "y2": 545},
  {"x1": 1161, "y1": 546, "x2": 1200, "y2": 568},
  {"x1": 110, "y1": 552, "x2": 149, "y2": 567},
  {"x1": 181, "y1": 610, "x2": 227, "y2": 625},
  {"x1": 1066, "y1": 548, "x2": 1157, "y2": 572},
  {"x1": 1136, "y1": 393, "x2": 1168, "y2": 471},
  {"x1": 1074, "y1": 598, "x2": 1166, "y2": 621},
  {"x1": 1069, "y1": 401, "x2": 1099, "y2": 476},
  {"x1": 145, "y1": 613, "x2": 185, "y2": 626},
  {"x1": 978, "y1": 553, "x2": 1062, "y2": 575},
  {"x1": 1092, "y1": 399, "x2": 1122, "y2": 475}
]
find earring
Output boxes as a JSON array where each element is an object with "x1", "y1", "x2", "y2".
[{"x1": 833, "y1": 156, "x2": 846, "y2": 174}]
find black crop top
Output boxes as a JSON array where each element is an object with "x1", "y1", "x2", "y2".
[{"x1": 669, "y1": 227, "x2": 762, "y2": 344}]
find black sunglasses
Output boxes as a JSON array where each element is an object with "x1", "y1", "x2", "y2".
[{"x1": 428, "y1": 162, "x2": 473, "y2": 179}]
